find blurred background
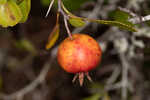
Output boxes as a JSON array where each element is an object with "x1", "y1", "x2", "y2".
[{"x1": 0, "y1": 0, "x2": 150, "y2": 100}]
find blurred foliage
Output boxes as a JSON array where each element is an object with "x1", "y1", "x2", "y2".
[
  {"x1": 14, "y1": 39, "x2": 37, "y2": 54},
  {"x1": 103, "y1": 0, "x2": 109, "y2": 5},
  {"x1": 0, "y1": 0, "x2": 7, "y2": 4},
  {"x1": 83, "y1": 93, "x2": 102, "y2": 100},
  {"x1": 40, "y1": 0, "x2": 91, "y2": 11},
  {"x1": 83, "y1": 83, "x2": 111, "y2": 100}
]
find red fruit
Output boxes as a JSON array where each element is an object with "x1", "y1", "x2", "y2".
[{"x1": 57, "y1": 33, "x2": 102, "y2": 86}]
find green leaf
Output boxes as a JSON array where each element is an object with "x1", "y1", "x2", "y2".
[
  {"x1": 69, "y1": 18, "x2": 86, "y2": 27},
  {"x1": 0, "y1": 0, "x2": 7, "y2": 4},
  {"x1": 82, "y1": 18, "x2": 137, "y2": 32},
  {"x1": 110, "y1": 9, "x2": 135, "y2": 27},
  {"x1": 46, "y1": 12, "x2": 60, "y2": 50},
  {"x1": 18, "y1": 0, "x2": 31, "y2": 23},
  {"x1": 111, "y1": 10, "x2": 130, "y2": 21},
  {"x1": 0, "y1": 0, "x2": 22, "y2": 27}
]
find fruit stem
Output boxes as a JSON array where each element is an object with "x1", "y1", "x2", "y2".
[
  {"x1": 63, "y1": 17, "x2": 73, "y2": 40},
  {"x1": 58, "y1": 0, "x2": 73, "y2": 40}
]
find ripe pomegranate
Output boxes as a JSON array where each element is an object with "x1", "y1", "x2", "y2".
[{"x1": 57, "y1": 33, "x2": 102, "y2": 86}]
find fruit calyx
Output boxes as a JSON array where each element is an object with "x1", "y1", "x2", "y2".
[{"x1": 72, "y1": 72, "x2": 92, "y2": 86}]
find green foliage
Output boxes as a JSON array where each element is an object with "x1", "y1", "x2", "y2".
[
  {"x1": 18, "y1": 0, "x2": 31, "y2": 23},
  {"x1": 0, "y1": 0, "x2": 22, "y2": 27},
  {"x1": 69, "y1": 18, "x2": 86, "y2": 27},
  {"x1": 82, "y1": 18, "x2": 137, "y2": 32},
  {"x1": 0, "y1": 0, "x2": 31, "y2": 27},
  {"x1": 62, "y1": 0, "x2": 90, "y2": 11},
  {"x1": 15, "y1": 39, "x2": 37, "y2": 54},
  {"x1": 41, "y1": 0, "x2": 91, "y2": 11},
  {"x1": 40, "y1": 0, "x2": 50, "y2": 6},
  {"x1": 83, "y1": 93, "x2": 102, "y2": 100},
  {"x1": 110, "y1": 10, "x2": 129, "y2": 21},
  {"x1": 83, "y1": 83, "x2": 110, "y2": 100},
  {"x1": 0, "y1": 0, "x2": 7, "y2": 4},
  {"x1": 109, "y1": 10, "x2": 135, "y2": 27}
]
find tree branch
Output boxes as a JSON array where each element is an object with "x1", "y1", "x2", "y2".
[
  {"x1": 129, "y1": 15, "x2": 150, "y2": 24},
  {"x1": 0, "y1": 57, "x2": 52, "y2": 100}
]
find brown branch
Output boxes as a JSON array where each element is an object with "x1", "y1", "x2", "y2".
[{"x1": 0, "y1": 57, "x2": 52, "y2": 100}]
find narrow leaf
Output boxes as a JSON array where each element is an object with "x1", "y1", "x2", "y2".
[
  {"x1": 69, "y1": 18, "x2": 85, "y2": 27},
  {"x1": 46, "y1": 12, "x2": 60, "y2": 50},
  {"x1": 46, "y1": 24, "x2": 59, "y2": 50},
  {"x1": 82, "y1": 18, "x2": 137, "y2": 32}
]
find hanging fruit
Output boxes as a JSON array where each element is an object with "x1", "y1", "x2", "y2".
[{"x1": 57, "y1": 33, "x2": 102, "y2": 86}]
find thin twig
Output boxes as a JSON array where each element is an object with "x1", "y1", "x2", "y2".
[
  {"x1": 120, "y1": 53, "x2": 129, "y2": 100},
  {"x1": 45, "y1": 0, "x2": 55, "y2": 17},
  {"x1": 129, "y1": 15, "x2": 150, "y2": 24},
  {"x1": 63, "y1": 16, "x2": 73, "y2": 39},
  {"x1": 106, "y1": 66, "x2": 121, "y2": 85},
  {"x1": 118, "y1": 7, "x2": 150, "y2": 24},
  {"x1": 105, "y1": 82, "x2": 122, "y2": 91}
]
